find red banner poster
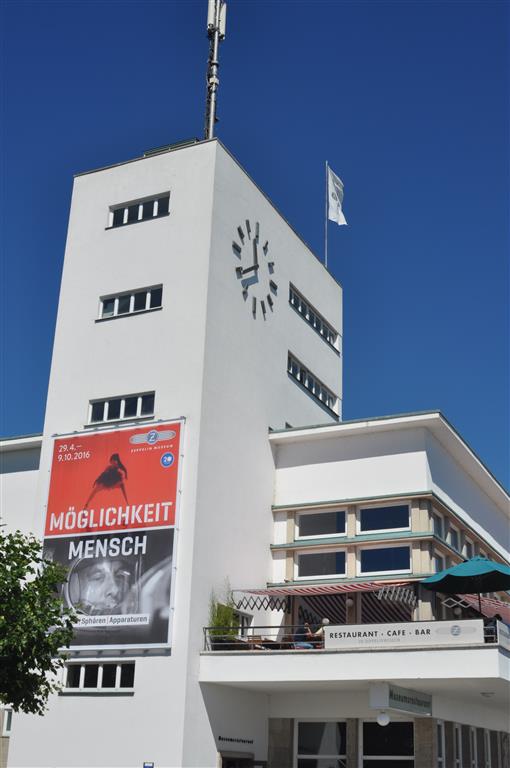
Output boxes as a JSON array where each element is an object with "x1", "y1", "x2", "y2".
[{"x1": 43, "y1": 422, "x2": 182, "y2": 649}]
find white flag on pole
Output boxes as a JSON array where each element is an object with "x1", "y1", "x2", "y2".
[{"x1": 327, "y1": 166, "x2": 347, "y2": 226}]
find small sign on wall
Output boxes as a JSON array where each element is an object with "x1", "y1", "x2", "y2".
[{"x1": 370, "y1": 682, "x2": 432, "y2": 716}]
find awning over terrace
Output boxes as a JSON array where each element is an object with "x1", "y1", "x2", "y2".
[
  {"x1": 238, "y1": 580, "x2": 416, "y2": 598},
  {"x1": 459, "y1": 594, "x2": 510, "y2": 624},
  {"x1": 233, "y1": 580, "x2": 418, "y2": 621}
]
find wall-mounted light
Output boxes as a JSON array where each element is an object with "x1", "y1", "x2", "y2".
[
  {"x1": 346, "y1": 597, "x2": 354, "y2": 608},
  {"x1": 376, "y1": 711, "x2": 390, "y2": 726}
]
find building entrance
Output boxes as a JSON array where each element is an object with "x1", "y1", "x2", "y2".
[{"x1": 220, "y1": 754, "x2": 266, "y2": 768}]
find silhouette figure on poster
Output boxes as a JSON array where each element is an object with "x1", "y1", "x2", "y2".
[{"x1": 84, "y1": 453, "x2": 128, "y2": 508}]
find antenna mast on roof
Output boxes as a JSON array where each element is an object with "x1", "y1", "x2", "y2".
[{"x1": 205, "y1": 0, "x2": 227, "y2": 140}]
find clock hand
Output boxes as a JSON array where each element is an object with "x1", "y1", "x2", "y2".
[
  {"x1": 253, "y1": 239, "x2": 259, "y2": 267},
  {"x1": 241, "y1": 264, "x2": 259, "y2": 275}
]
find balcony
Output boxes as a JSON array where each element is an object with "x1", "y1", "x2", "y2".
[{"x1": 199, "y1": 619, "x2": 510, "y2": 699}]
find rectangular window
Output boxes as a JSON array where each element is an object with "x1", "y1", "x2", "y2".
[
  {"x1": 232, "y1": 611, "x2": 252, "y2": 639},
  {"x1": 437, "y1": 721, "x2": 445, "y2": 767},
  {"x1": 296, "y1": 721, "x2": 347, "y2": 768},
  {"x1": 362, "y1": 721, "x2": 414, "y2": 767},
  {"x1": 89, "y1": 392, "x2": 155, "y2": 424},
  {"x1": 484, "y1": 731, "x2": 491, "y2": 768},
  {"x1": 297, "y1": 550, "x2": 346, "y2": 579},
  {"x1": 108, "y1": 193, "x2": 170, "y2": 229},
  {"x1": 101, "y1": 664, "x2": 117, "y2": 688},
  {"x1": 470, "y1": 727, "x2": 478, "y2": 768},
  {"x1": 99, "y1": 285, "x2": 163, "y2": 320},
  {"x1": 433, "y1": 512, "x2": 444, "y2": 539},
  {"x1": 433, "y1": 553, "x2": 445, "y2": 573},
  {"x1": 448, "y1": 526, "x2": 460, "y2": 552},
  {"x1": 64, "y1": 662, "x2": 135, "y2": 692},
  {"x1": 454, "y1": 724, "x2": 462, "y2": 767},
  {"x1": 83, "y1": 664, "x2": 99, "y2": 688},
  {"x1": 289, "y1": 285, "x2": 339, "y2": 350},
  {"x1": 297, "y1": 510, "x2": 346, "y2": 539},
  {"x1": 358, "y1": 546, "x2": 411, "y2": 576},
  {"x1": 287, "y1": 353, "x2": 338, "y2": 414},
  {"x1": 120, "y1": 663, "x2": 135, "y2": 689},
  {"x1": 464, "y1": 540, "x2": 474, "y2": 560},
  {"x1": 2, "y1": 709, "x2": 13, "y2": 737},
  {"x1": 358, "y1": 504, "x2": 410, "y2": 533}
]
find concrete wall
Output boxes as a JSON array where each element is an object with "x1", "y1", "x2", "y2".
[
  {"x1": 272, "y1": 427, "x2": 430, "y2": 507},
  {"x1": 425, "y1": 431, "x2": 510, "y2": 558},
  {"x1": 0, "y1": 440, "x2": 41, "y2": 535}
]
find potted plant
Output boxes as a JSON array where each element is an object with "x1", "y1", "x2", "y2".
[{"x1": 208, "y1": 582, "x2": 238, "y2": 650}]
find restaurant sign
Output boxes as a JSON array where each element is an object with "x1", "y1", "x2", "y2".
[
  {"x1": 370, "y1": 683, "x2": 432, "y2": 716},
  {"x1": 497, "y1": 621, "x2": 510, "y2": 651},
  {"x1": 325, "y1": 619, "x2": 484, "y2": 650}
]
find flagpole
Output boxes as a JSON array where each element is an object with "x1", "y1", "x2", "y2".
[{"x1": 325, "y1": 160, "x2": 328, "y2": 268}]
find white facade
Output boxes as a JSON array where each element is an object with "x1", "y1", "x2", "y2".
[{"x1": 1, "y1": 139, "x2": 508, "y2": 768}]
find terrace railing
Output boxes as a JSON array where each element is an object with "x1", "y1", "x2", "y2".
[{"x1": 203, "y1": 619, "x2": 507, "y2": 652}]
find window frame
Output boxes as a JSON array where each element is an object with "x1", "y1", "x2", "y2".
[
  {"x1": 294, "y1": 719, "x2": 348, "y2": 767},
  {"x1": 107, "y1": 193, "x2": 170, "y2": 229},
  {"x1": 296, "y1": 508, "x2": 347, "y2": 541},
  {"x1": 483, "y1": 730, "x2": 491, "y2": 768},
  {"x1": 63, "y1": 662, "x2": 135, "y2": 694},
  {"x1": 2, "y1": 708, "x2": 12, "y2": 737},
  {"x1": 432, "y1": 512, "x2": 444, "y2": 539},
  {"x1": 356, "y1": 503, "x2": 411, "y2": 536},
  {"x1": 463, "y1": 538, "x2": 474, "y2": 560},
  {"x1": 436, "y1": 720, "x2": 445, "y2": 767},
  {"x1": 287, "y1": 352, "x2": 338, "y2": 415},
  {"x1": 359, "y1": 718, "x2": 415, "y2": 765},
  {"x1": 87, "y1": 391, "x2": 155, "y2": 425},
  {"x1": 289, "y1": 285, "x2": 340, "y2": 352},
  {"x1": 232, "y1": 610, "x2": 252, "y2": 639},
  {"x1": 97, "y1": 285, "x2": 163, "y2": 321},
  {"x1": 356, "y1": 543, "x2": 412, "y2": 577},
  {"x1": 470, "y1": 726, "x2": 478, "y2": 768},
  {"x1": 295, "y1": 548, "x2": 347, "y2": 580},
  {"x1": 453, "y1": 723, "x2": 462, "y2": 768},
  {"x1": 448, "y1": 524, "x2": 460, "y2": 553}
]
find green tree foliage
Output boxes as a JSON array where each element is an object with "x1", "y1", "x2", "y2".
[
  {"x1": 208, "y1": 580, "x2": 236, "y2": 638},
  {"x1": 0, "y1": 530, "x2": 76, "y2": 714}
]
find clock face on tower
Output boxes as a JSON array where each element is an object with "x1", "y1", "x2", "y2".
[{"x1": 232, "y1": 219, "x2": 277, "y2": 319}]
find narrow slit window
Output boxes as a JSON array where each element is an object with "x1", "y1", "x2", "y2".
[
  {"x1": 289, "y1": 285, "x2": 339, "y2": 350},
  {"x1": 287, "y1": 352, "x2": 337, "y2": 414}
]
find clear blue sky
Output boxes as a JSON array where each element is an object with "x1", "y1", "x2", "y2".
[{"x1": 1, "y1": 1, "x2": 508, "y2": 485}]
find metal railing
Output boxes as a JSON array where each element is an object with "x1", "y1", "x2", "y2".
[
  {"x1": 203, "y1": 624, "x2": 323, "y2": 651},
  {"x1": 203, "y1": 621, "x2": 502, "y2": 652}
]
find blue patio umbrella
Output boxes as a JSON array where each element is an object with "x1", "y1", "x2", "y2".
[{"x1": 421, "y1": 556, "x2": 510, "y2": 614}]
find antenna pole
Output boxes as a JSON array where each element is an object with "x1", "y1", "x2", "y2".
[{"x1": 205, "y1": 0, "x2": 227, "y2": 140}]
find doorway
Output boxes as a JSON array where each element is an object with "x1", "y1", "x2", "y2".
[
  {"x1": 220, "y1": 753, "x2": 267, "y2": 768},
  {"x1": 221, "y1": 758, "x2": 253, "y2": 768}
]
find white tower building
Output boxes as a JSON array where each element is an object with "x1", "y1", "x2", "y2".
[{"x1": 2, "y1": 137, "x2": 343, "y2": 768}]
